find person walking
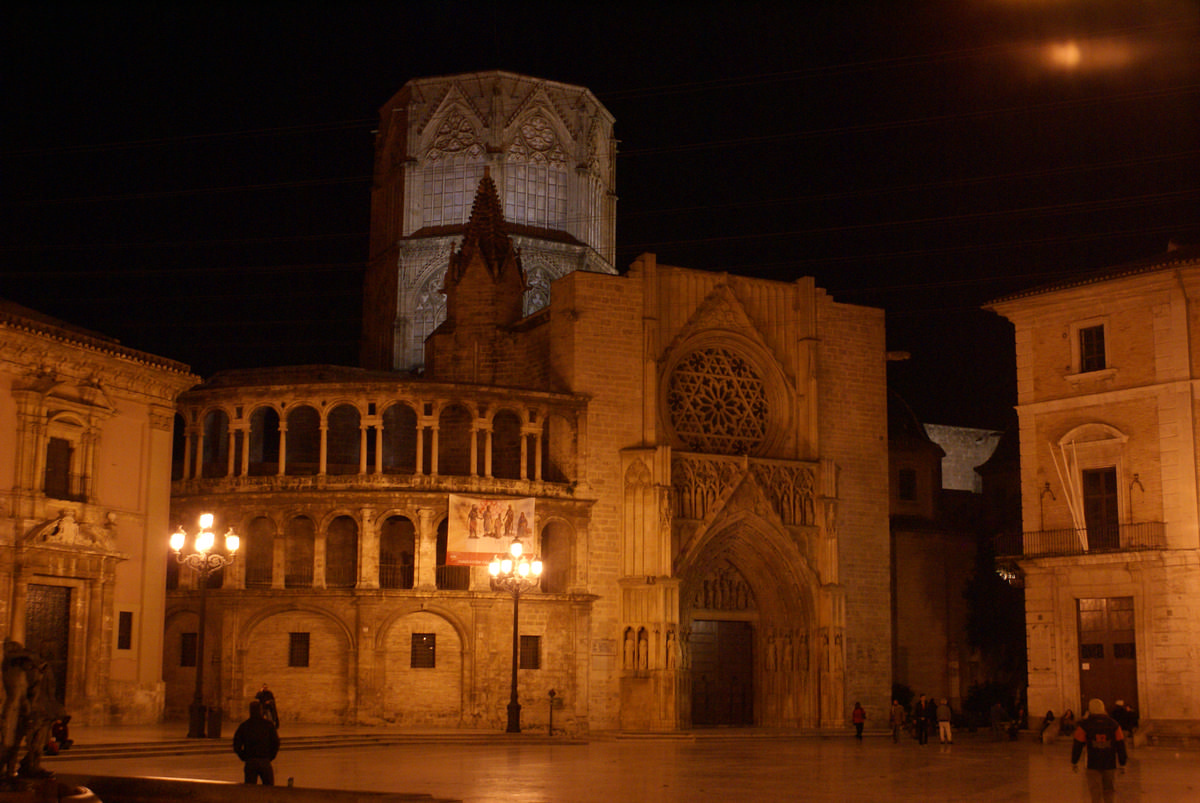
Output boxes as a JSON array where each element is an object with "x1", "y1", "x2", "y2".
[
  {"x1": 1071, "y1": 698, "x2": 1127, "y2": 803},
  {"x1": 889, "y1": 699, "x2": 905, "y2": 743},
  {"x1": 851, "y1": 702, "x2": 866, "y2": 741},
  {"x1": 936, "y1": 698, "x2": 953, "y2": 744},
  {"x1": 233, "y1": 700, "x2": 280, "y2": 785},
  {"x1": 912, "y1": 695, "x2": 929, "y2": 744}
]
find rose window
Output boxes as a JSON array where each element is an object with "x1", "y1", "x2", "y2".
[{"x1": 667, "y1": 347, "x2": 768, "y2": 455}]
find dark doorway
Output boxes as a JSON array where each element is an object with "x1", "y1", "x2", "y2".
[
  {"x1": 690, "y1": 619, "x2": 754, "y2": 726},
  {"x1": 1077, "y1": 597, "x2": 1137, "y2": 713},
  {"x1": 25, "y1": 584, "x2": 71, "y2": 705}
]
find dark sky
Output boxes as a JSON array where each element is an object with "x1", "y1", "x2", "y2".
[{"x1": 4, "y1": 1, "x2": 1199, "y2": 429}]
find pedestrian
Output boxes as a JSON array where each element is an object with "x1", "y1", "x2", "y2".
[
  {"x1": 1110, "y1": 700, "x2": 1137, "y2": 742},
  {"x1": 255, "y1": 683, "x2": 279, "y2": 728},
  {"x1": 912, "y1": 695, "x2": 929, "y2": 744},
  {"x1": 990, "y1": 701, "x2": 1007, "y2": 741},
  {"x1": 925, "y1": 696, "x2": 939, "y2": 742},
  {"x1": 936, "y1": 698, "x2": 953, "y2": 744},
  {"x1": 233, "y1": 700, "x2": 280, "y2": 785},
  {"x1": 852, "y1": 702, "x2": 866, "y2": 740},
  {"x1": 1071, "y1": 698, "x2": 1127, "y2": 803},
  {"x1": 889, "y1": 699, "x2": 905, "y2": 743}
]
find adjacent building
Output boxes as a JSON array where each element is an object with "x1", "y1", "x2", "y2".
[
  {"x1": 0, "y1": 300, "x2": 197, "y2": 724},
  {"x1": 987, "y1": 243, "x2": 1200, "y2": 734}
]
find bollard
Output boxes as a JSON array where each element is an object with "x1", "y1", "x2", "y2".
[{"x1": 548, "y1": 689, "x2": 557, "y2": 736}]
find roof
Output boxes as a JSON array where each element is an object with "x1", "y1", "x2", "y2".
[{"x1": 985, "y1": 242, "x2": 1200, "y2": 307}]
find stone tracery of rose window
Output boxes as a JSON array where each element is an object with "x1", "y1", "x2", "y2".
[
  {"x1": 667, "y1": 347, "x2": 768, "y2": 455},
  {"x1": 431, "y1": 112, "x2": 477, "y2": 154}
]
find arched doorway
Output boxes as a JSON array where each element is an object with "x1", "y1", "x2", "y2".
[{"x1": 677, "y1": 513, "x2": 821, "y2": 730}]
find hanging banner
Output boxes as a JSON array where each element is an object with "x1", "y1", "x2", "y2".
[{"x1": 446, "y1": 494, "x2": 536, "y2": 566}]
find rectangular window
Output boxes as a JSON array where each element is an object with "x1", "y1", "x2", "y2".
[
  {"x1": 288, "y1": 632, "x2": 310, "y2": 667},
  {"x1": 117, "y1": 611, "x2": 133, "y2": 650},
  {"x1": 519, "y1": 635, "x2": 541, "y2": 670},
  {"x1": 44, "y1": 437, "x2": 74, "y2": 499},
  {"x1": 180, "y1": 632, "x2": 198, "y2": 667},
  {"x1": 1080, "y1": 643, "x2": 1104, "y2": 660},
  {"x1": 411, "y1": 633, "x2": 436, "y2": 668},
  {"x1": 897, "y1": 468, "x2": 918, "y2": 502},
  {"x1": 1079, "y1": 325, "x2": 1106, "y2": 372}
]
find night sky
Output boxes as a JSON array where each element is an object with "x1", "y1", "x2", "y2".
[{"x1": 4, "y1": 1, "x2": 1198, "y2": 430}]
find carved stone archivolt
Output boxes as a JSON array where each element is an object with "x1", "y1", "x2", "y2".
[
  {"x1": 671, "y1": 453, "x2": 817, "y2": 527},
  {"x1": 691, "y1": 562, "x2": 754, "y2": 611}
]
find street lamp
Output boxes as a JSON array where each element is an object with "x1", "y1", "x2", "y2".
[
  {"x1": 489, "y1": 537, "x2": 542, "y2": 733},
  {"x1": 170, "y1": 513, "x2": 239, "y2": 738}
]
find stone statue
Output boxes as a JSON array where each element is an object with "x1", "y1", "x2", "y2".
[{"x1": 1, "y1": 640, "x2": 66, "y2": 782}]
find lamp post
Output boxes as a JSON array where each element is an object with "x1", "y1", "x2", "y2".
[
  {"x1": 488, "y1": 537, "x2": 542, "y2": 733},
  {"x1": 170, "y1": 513, "x2": 239, "y2": 738}
]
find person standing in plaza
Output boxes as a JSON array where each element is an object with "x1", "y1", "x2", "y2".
[
  {"x1": 851, "y1": 702, "x2": 866, "y2": 741},
  {"x1": 936, "y1": 698, "x2": 953, "y2": 744},
  {"x1": 889, "y1": 699, "x2": 906, "y2": 743},
  {"x1": 1071, "y1": 698, "x2": 1127, "y2": 803},
  {"x1": 255, "y1": 683, "x2": 279, "y2": 728},
  {"x1": 912, "y1": 694, "x2": 929, "y2": 744},
  {"x1": 233, "y1": 700, "x2": 280, "y2": 785}
]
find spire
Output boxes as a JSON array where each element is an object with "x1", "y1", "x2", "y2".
[{"x1": 446, "y1": 167, "x2": 521, "y2": 285}]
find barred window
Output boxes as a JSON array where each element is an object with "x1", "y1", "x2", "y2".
[
  {"x1": 411, "y1": 633, "x2": 436, "y2": 668},
  {"x1": 1079, "y1": 643, "x2": 1104, "y2": 660},
  {"x1": 519, "y1": 635, "x2": 541, "y2": 670},
  {"x1": 1113, "y1": 642, "x2": 1136, "y2": 660},
  {"x1": 180, "y1": 632, "x2": 198, "y2": 667},
  {"x1": 288, "y1": 632, "x2": 310, "y2": 667}
]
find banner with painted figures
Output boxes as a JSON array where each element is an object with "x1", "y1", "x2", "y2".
[{"x1": 446, "y1": 494, "x2": 536, "y2": 566}]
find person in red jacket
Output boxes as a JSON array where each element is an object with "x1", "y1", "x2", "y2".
[
  {"x1": 1071, "y1": 698, "x2": 1128, "y2": 803},
  {"x1": 851, "y1": 702, "x2": 866, "y2": 740}
]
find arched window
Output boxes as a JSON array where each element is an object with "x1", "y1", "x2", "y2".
[
  {"x1": 171, "y1": 413, "x2": 187, "y2": 480},
  {"x1": 436, "y1": 519, "x2": 468, "y2": 590},
  {"x1": 325, "y1": 516, "x2": 358, "y2": 588},
  {"x1": 438, "y1": 405, "x2": 473, "y2": 477},
  {"x1": 492, "y1": 410, "x2": 523, "y2": 480},
  {"x1": 248, "y1": 407, "x2": 280, "y2": 476},
  {"x1": 382, "y1": 403, "x2": 418, "y2": 474},
  {"x1": 540, "y1": 521, "x2": 572, "y2": 594},
  {"x1": 285, "y1": 516, "x2": 315, "y2": 588},
  {"x1": 285, "y1": 405, "x2": 320, "y2": 475},
  {"x1": 201, "y1": 409, "x2": 229, "y2": 478},
  {"x1": 326, "y1": 404, "x2": 361, "y2": 475},
  {"x1": 245, "y1": 516, "x2": 275, "y2": 588},
  {"x1": 422, "y1": 140, "x2": 485, "y2": 227},
  {"x1": 379, "y1": 516, "x2": 415, "y2": 590},
  {"x1": 411, "y1": 274, "x2": 448, "y2": 369}
]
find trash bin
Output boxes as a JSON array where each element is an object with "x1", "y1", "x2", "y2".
[{"x1": 207, "y1": 707, "x2": 223, "y2": 739}]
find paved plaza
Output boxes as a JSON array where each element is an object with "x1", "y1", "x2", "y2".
[{"x1": 48, "y1": 723, "x2": 1198, "y2": 802}]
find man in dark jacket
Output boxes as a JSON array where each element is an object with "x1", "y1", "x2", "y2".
[
  {"x1": 232, "y1": 700, "x2": 280, "y2": 785},
  {"x1": 1071, "y1": 698, "x2": 1128, "y2": 803}
]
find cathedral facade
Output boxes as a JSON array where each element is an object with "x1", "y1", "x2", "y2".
[{"x1": 166, "y1": 165, "x2": 892, "y2": 733}]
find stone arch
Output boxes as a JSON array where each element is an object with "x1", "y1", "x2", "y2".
[
  {"x1": 541, "y1": 411, "x2": 575, "y2": 483},
  {"x1": 491, "y1": 408, "x2": 523, "y2": 479},
  {"x1": 378, "y1": 514, "x2": 416, "y2": 590},
  {"x1": 285, "y1": 404, "x2": 320, "y2": 475},
  {"x1": 247, "y1": 405, "x2": 281, "y2": 476},
  {"x1": 676, "y1": 506, "x2": 821, "y2": 728},
  {"x1": 326, "y1": 403, "x2": 361, "y2": 475},
  {"x1": 238, "y1": 604, "x2": 356, "y2": 725},
  {"x1": 380, "y1": 401, "x2": 418, "y2": 474},
  {"x1": 200, "y1": 407, "x2": 230, "y2": 478},
  {"x1": 243, "y1": 515, "x2": 276, "y2": 588},
  {"x1": 375, "y1": 606, "x2": 468, "y2": 726},
  {"x1": 323, "y1": 514, "x2": 359, "y2": 588},
  {"x1": 539, "y1": 517, "x2": 573, "y2": 594},
  {"x1": 437, "y1": 403, "x2": 473, "y2": 477}
]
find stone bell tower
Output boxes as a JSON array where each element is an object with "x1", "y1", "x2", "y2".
[{"x1": 361, "y1": 71, "x2": 618, "y2": 373}]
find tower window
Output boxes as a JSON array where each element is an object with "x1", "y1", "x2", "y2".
[{"x1": 1079, "y1": 325, "x2": 1106, "y2": 372}]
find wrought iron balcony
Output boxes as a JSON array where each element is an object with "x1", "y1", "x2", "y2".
[{"x1": 994, "y1": 521, "x2": 1167, "y2": 559}]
